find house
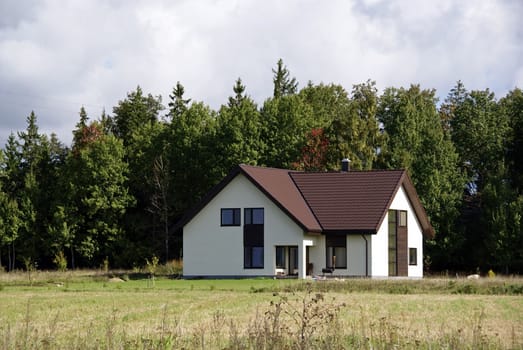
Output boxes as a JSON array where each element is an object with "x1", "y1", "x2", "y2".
[{"x1": 179, "y1": 161, "x2": 434, "y2": 279}]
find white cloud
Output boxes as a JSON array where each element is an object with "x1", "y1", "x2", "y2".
[{"x1": 0, "y1": 0, "x2": 521, "y2": 145}]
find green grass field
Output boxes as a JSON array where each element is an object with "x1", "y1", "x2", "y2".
[{"x1": 0, "y1": 270, "x2": 522, "y2": 349}]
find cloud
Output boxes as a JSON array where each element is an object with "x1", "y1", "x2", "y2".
[{"x1": 0, "y1": 0, "x2": 521, "y2": 146}]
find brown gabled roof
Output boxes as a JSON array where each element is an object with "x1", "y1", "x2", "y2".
[
  {"x1": 240, "y1": 165, "x2": 322, "y2": 233},
  {"x1": 290, "y1": 170, "x2": 404, "y2": 234},
  {"x1": 174, "y1": 164, "x2": 321, "y2": 233},
  {"x1": 178, "y1": 164, "x2": 434, "y2": 238},
  {"x1": 289, "y1": 170, "x2": 434, "y2": 238}
]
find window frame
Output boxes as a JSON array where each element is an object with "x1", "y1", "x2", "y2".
[
  {"x1": 325, "y1": 235, "x2": 347, "y2": 269},
  {"x1": 244, "y1": 208, "x2": 264, "y2": 225},
  {"x1": 409, "y1": 247, "x2": 417, "y2": 266},
  {"x1": 221, "y1": 208, "x2": 241, "y2": 226},
  {"x1": 388, "y1": 210, "x2": 398, "y2": 276},
  {"x1": 244, "y1": 208, "x2": 264, "y2": 269},
  {"x1": 244, "y1": 246, "x2": 264, "y2": 269},
  {"x1": 276, "y1": 246, "x2": 286, "y2": 269},
  {"x1": 399, "y1": 210, "x2": 407, "y2": 227}
]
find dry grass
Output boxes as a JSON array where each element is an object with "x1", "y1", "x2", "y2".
[{"x1": 0, "y1": 271, "x2": 522, "y2": 349}]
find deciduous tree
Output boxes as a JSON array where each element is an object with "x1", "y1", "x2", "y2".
[
  {"x1": 378, "y1": 85, "x2": 465, "y2": 269},
  {"x1": 215, "y1": 78, "x2": 262, "y2": 175}
]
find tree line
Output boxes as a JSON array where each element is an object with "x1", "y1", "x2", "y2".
[{"x1": 0, "y1": 60, "x2": 522, "y2": 273}]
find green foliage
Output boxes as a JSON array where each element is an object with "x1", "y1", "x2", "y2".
[
  {"x1": 53, "y1": 251, "x2": 67, "y2": 272},
  {"x1": 145, "y1": 255, "x2": 159, "y2": 287},
  {"x1": 167, "y1": 99, "x2": 218, "y2": 214},
  {"x1": 111, "y1": 86, "x2": 164, "y2": 143},
  {"x1": 445, "y1": 83, "x2": 522, "y2": 271},
  {"x1": 502, "y1": 88, "x2": 523, "y2": 193},
  {"x1": 451, "y1": 88, "x2": 508, "y2": 189},
  {"x1": 299, "y1": 82, "x2": 350, "y2": 128},
  {"x1": 0, "y1": 67, "x2": 522, "y2": 273},
  {"x1": 272, "y1": 58, "x2": 298, "y2": 98},
  {"x1": 378, "y1": 85, "x2": 466, "y2": 268},
  {"x1": 145, "y1": 255, "x2": 159, "y2": 276},
  {"x1": 66, "y1": 120, "x2": 135, "y2": 263},
  {"x1": 215, "y1": 78, "x2": 262, "y2": 175},
  {"x1": 327, "y1": 80, "x2": 384, "y2": 170},
  {"x1": 168, "y1": 81, "x2": 191, "y2": 119},
  {"x1": 259, "y1": 94, "x2": 313, "y2": 168}
]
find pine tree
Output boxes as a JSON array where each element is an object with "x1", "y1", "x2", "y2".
[
  {"x1": 215, "y1": 78, "x2": 262, "y2": 175},
  {"x1": 272, "y1": 58, "x2": 298, "y2": 98},
  {"x1": 168, "y1": 81, "x2": 191, "y2": 120}
]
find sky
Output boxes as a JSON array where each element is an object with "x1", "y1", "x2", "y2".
[{"x1": 0, "y1": 0, "x2": 522, "y2": 146}]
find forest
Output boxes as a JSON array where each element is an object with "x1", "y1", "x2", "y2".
[{"x1": 0, "y1": 60, "x2": 522, "y2": 274}]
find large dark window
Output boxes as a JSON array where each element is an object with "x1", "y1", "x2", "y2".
[
  {"x1": 244, "y1": 208, "x2": 264, "y2": 268},
  {"x1": 326, "y1": 235, "x2": 347, "y2": 269},
  {"x1": 276, "y1": 246, "x2": 285, "y2": 268},
  {"x1": 388, "y1": 210, "x2": 397, "y2": 276},
  {"x1": 221, "y1": 208, "x2": 240, "y2": 226}
]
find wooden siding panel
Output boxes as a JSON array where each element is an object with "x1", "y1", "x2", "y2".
[{"x1": 397, "y1": 225, "x2": 408, "y2": 276}]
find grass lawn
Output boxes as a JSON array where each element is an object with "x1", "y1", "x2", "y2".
[{"x1": 0, "y1": 271, "x2": 522, "y2": 349}]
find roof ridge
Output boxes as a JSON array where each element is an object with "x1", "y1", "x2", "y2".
[
  {"x1": 288, "y1": 172, "x2": 324, "y2": 231},
  {"x1": 290, "y1": 168, "x2": 406, "y2": 174},
  {"x1": 239, "y1": 163, "x2": 302, "y2": 173}
]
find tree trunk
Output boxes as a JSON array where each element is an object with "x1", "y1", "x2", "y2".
[
  {"x1": 164, "y1": 212, "x2": 169, "y2": 263},
  {"x1": 9, "y1": 242, "x2": 15, "y2": 271},
  {"x1": 70, "y1": 245, "x2": 75, "y2": 270}
]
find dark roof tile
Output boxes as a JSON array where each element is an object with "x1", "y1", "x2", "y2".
[
  {"x1": 290, "y1": 170, "x2": 404, "y2": 233},
  {"x1": 178, "y1": 165, "x2": 434, "y2": 238}
]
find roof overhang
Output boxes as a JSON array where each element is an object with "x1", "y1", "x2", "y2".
[{"x1": 322, "y1": 229, "x2": 377, "y2": 235}]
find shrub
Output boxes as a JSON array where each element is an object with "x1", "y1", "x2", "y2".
[
  {"x1": 53, "y1": 251, "x2": 68, "y2": 272},
  {"x1": 249, "y1": 283, "x2": 346, "y2": 349},
  {"x1": 156, "y1": 259, "x2": 183, "y2": 276}
]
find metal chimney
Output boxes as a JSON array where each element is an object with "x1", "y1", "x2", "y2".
[{"x1": 341, "y1": 158, "x2": 350, "y2": 172}]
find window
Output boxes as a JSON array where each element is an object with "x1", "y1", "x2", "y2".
[
  {"x1": 388, "y1": 210, "x2": 397, "y2": 276},
  {"x1": 326, "y1": 235, "x2": 347, "y2": 269},
  {"x1": 276, "y1": 246, "x2": 285, "y2": 268},
  {"x1": 221, "y1": 208, "x2": 240, "y2": 226},
  {"x1": 409, "y1": 248, "x2": 417, "y2": 265},
  {"x1": 244, "y1": 208, "x2": 264, "y2": 268},
  {"x1": 399, "y1": 210, "x2": 407, "y2": 227},
  {"x1": 244, "y1": 247, "x2": 264, "y2": 268},
  {"x1": 245, "y1": 208, "x2": 264, "y2": 224}
]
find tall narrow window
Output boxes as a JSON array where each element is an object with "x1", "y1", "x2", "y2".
[
  {"x1": 276, "y1": 246, "x2": 285, "y2": 269},
  {"x1": 399, "y1": 210, "x2": 407, "y2": 227},
  {"x1": 409, "y1": 248, "x2": 417, "y2": 265},
  {"x1": 326, "y1": 235, "x2": 347, "y2": 269},
  {"x1": 221, "y1": 208, "x2": 240, "y2": 226},
  {"x1": 388, "y1": 210, "x2": 397, "y2": 276},
  {"x1": 244, "y1": 208, "x2": 264, "y2": 268}
]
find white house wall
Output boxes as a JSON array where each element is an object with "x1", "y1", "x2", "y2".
[
  {"x1": 347, "y1": 235, "x2": 368, "y2": 276},
  {"x1": 371, "y1": 185, "x2": 424, "y2": 277},
  {"x1": 183, "y1": 174, "x2": 305, "y2": 277},
  {"x1": 372, "y1": 214, "x2": 389, "y2": 277},
  {"x1": 307, "y1": 234, "x2": 324, "y2": 276}
]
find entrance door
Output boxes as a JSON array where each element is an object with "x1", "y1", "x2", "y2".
[{"x1": 276, "y1": 246, "x2": 299, "y2": 275}]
